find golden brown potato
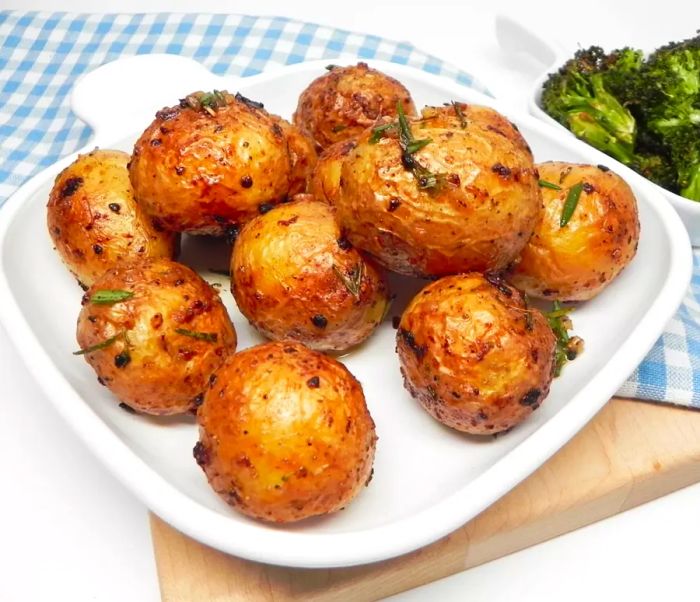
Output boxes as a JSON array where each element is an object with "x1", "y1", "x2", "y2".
[
  {"x1": 335, "y1": 103, "x2": 541, "y2": 277},
  {"x1": 308, "y1": 139, "x2": 357, "y2": 204},
  {"x1": 75, "y1": 259, "x2": 237, "y2": 415},
  {"x1": 509, "y1": 162, "x2": 640, "y2": 301},
  {"x1": 273, "y1": 118, "x2": 318, "y2": 196},
  {"x1": 231, "y1": 198, "x2": 390, "y2": 351},
  {"x1": 129, "y1": 91, "x2": 291, "y2": 236},
  {"x1": 47, "y1": 149, "x2": 177, "y2": 288},
  {"x1": 194, "y1": 341, "x2": 377, "y2": 523},
  {"x1": 397, "y1": 273, "x2": 556, "y2": 434},
  {"x1": 293, "y1": 62, "x2": 416, "y2": 150}
]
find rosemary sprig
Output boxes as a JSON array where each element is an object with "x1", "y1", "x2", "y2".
[
  {"x1": 332, "y1": 263, "x2": 364, "y2": 298},
  {"x1": 89, "y1": 290, "x2": 134, "y2": 305},
  {"x1": 175, "y1": 328, "x2": 218, "y2": 343},
  {"x1": 538, "y1": 179, "x2": 562, "y2": 190},
  {"x1": 369, "y1": 122, "x2": 396, "y2": 143},
  {"x1": 544, "y1": 301, "x2": 583, "y2": 376},
  {"x1": 181, "y1": 90, "x2": 229, "y2": 116},
  {"x1": 560, "y1": 182, "x2": 584, "y2": 227},
  {"x1": 73, "y1": 332, "x2": 122, "y2": 355},
  {"x1": 396, "y1": 103, "x2": 444, "y2": 191}
]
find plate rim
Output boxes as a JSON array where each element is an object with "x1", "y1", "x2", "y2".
[{"x1": 0, "y1": 56, "x2": 692, "y2": 568}]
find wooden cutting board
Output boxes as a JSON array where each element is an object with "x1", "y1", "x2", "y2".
[{"x1": 150, "y1": 397, "x2": 700, "y2": 601}]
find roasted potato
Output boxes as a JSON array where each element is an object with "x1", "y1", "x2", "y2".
[
  {"x1": 335, "y1": 103, "x2": 541, "y2": 277},
  {"x1": 129, "y1": 91, "x2": 292, "y2": 236},
  {"x1": 308, "y1": 139, "x2": 358, "y2": 205},
  {"x1": 47, "y1": 149, "x2": 177, "y2": 288},
  {"x1": 509, "y1": 162, "x2": 640, "y2": 301},
  {"x1": 293, "y1": 62, "x2": 416, "y2": 150},
  {"x1": 194, "y1": 341, "x2": 377, "y2": 523},
  {"x1": 75, "y1": 259, "x2": 237, "y2": 415},
  {"x1": 231, "y1": 198, "x2": 390, "y2": 351},
  {"x1": 397, "y1": 273, "x2": 556, "y2": 434},
  {"x1": 273, "y1": 118, "x2": 317, "y2": 196}
]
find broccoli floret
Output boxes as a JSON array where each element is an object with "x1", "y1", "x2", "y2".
[{"x1": 541, "y1": 46, "x2": 642, "y2": 165}]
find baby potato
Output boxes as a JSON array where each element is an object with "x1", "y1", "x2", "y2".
[
  {"x1": 308, "y1": 139, "x2": 358, "y2": 205},
  {"x1": 293, "y1": 62, "x2": 416, "y2": 150},
  {"x1": 509, "y1": 162, "x2": 640, "y2": 301},
  {"x1": 397, "y1": 273, "x2": 556, "y2": 434},
  {"x1": 47, "y1": 149, "x2": 177, "y2": 288},
  {"x1": 75, "y1": 259, "x2": 237, "y2": 415},
  {"x1": 335, "y1": 103, "x2": 541, "y2": 277},
  {"x1": 129, "y1": 91, "x2": 291, "y2": 236},
  {"x1": 273, "y1": 118, "x2": 318, "y2": 196},
  {"x1": 231, "y1": 198, "x2": 390, "y2": 352},
  {"x1": 194, "y1": 341, "x2": 377, "y2": 523}
]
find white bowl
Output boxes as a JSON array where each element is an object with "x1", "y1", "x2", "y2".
[{"x1": 0, "y1": 54, "x2": 692, "y2": 568}]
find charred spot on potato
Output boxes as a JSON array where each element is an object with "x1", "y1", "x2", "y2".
[
  {"x1": 225, "y1": 225, "x2": 240, "y2": 245},
  {"x1": 277, "y1": 215, "x2": 298, "y2": 227},
  {"x1": 520, "y1": 389, "x2": 541, "y2": 407},
  {"x1": 108, "y1": 203, "x2": 121, "y2": 213},
  {"x1": 193, "y1": 441, "x2": 210, "y2": 467},
  {"x1": 337, "y1": 237, "x2": 352, "y2": 251},
  {"x1": 150, "y1": 139, "x2": 162, "y2": 147},
  {"x1": 582, "y1": 182, "x2": 595, "y2": 194},
  {"x1": 240, "y1": 175, "x2": 254, "y2": 188},
  {"x1": 484, "y1": 271, "x2": 513, "y2": 297},
  {"x1": 60, "y1": 177, "x2": 83, "y2": 198},
  {"x1": 175, "y1": 166, "x2": 185, "y2": 175},
  {"x1": 258, "y1": 202, "x2": 274, "y2": 215},
  {"x1": 398, "y1": 328, "x2": 426, "y2": 360},
  {"x1": 97, "y1": 376, "x2": 106, "y2": 386},
  {"x1": 174, "y1": 278, "x2": 184, "y2": 287},
  {"x1": 193, "y1": 393, "x2": 204, "y2": 407},
  {"x1": 310, "y1": 314, "x2": 328, "y2": 329},
  {"x1": 118, "y1": 402, "x2": 137, "y2": 414},
  {"x1": 306, "y1": 376, "x2": 321, "y2": 388},
  {"x1": 156, "y1": 106, "x2": 179, "y2": 121},
  {"x1": 209, "y1": 373, "x2": 217, "y2": 387},
  {"x1": 87, "y1": 315, "x2": 97, "y2": 323},
  {"x1": 392, "y1": 315, "x2": 401, "y2": 329},
  {"x1": 114, "y1": 351, "x2": 131, "y2": 369},
  {"x1": 491, "y1": 163, "x2": 511, "y2": 178},
  {"x1": 283, "y1": 346, "x2": 298, "y2": 354},
  {"x1": 235, "y1": 92, "x2": 264, "y2": 110},
  {"x1": 150, "y1": 313, "x2": 163, "y2": 329},
  {"x1": 597, "y1": 164, "x2": 610, "y2": 172},
  {"x1": 388, "y1": 198, "x2": 401, "y2": 212}
]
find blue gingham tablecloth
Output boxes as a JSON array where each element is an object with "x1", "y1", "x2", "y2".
[{"x1": 2, "y1": 11, "x2": 700, "y2": 408}]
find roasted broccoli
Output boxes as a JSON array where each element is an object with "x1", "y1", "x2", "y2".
[{"x1": 541, "y1": 34, "x2": 700, "y2": 202}]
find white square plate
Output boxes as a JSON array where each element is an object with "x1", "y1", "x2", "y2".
[{"x1": 0, "y1": 55, "x2": 691, "y2": 568}]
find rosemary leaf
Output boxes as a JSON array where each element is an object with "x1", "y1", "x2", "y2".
[
  {"x1": 560, "y1": 182, "x2": 584, "y2": 227},
  {"x1": 73, "y1": 333, "x2": 121, "y2": 356},
  {"x1": 175, "y1": 328, "x2": 218, "y2": 343},
  {"x1": 369, "y1": 122, "x2": 396, "y2": 144},
  {"x1": 452, "y1": 101, "x2": 467, "y2": 128},
  {"x1": 538, "y1": 179, "x2": 562, "y2": 190},
  {"x1": 332, "y1": 263, "x2": 363, "y2": 298},
  {"x1": 90, "y1": 290, "x2": 134, "y2": 305}
]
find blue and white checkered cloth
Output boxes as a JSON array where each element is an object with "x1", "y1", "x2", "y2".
[{"x1": 2, "y1": 11, "x2": 700, "y2": 407}]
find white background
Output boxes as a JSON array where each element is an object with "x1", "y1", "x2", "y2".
[{"x1": 2, "y1": 1, "x2": 700, "y2": 600}]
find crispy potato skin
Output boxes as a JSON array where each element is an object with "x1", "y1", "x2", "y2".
[
  {"x1": 335, "y1": 103, "x2": 541, "y2": 277},
  {"x1": 231, "y1": 199, "x2": 390, "y2": 351},
  {"x1": 308, "y1": 139, "x2": 358, "y2": 204},
  {"x1": 76, "y1": 259, "x2": 236, "y2": 415},
  {"x1": 510, "y1": 162, "x2": 640, "y2": 301},
  {"x1": 195, "y1": 341, "x2": 377, "y2": 523},
  {"x1": 47, "y1": 149, "x2": 177, "y2": 288},
  {"x1": 397, "y1": 273, "x2": 556, "y2": 434},
  {"x1": 293, "y1": 62, "x2": 416, "y2": 150},
  {"x1": 129, "y1": 93, "x2": 290, "y2": 236},
  {"x1": 274, "y1": 118, "x2": 318, "y2": 196}
]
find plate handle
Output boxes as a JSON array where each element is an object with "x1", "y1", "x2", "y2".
[{"x1": 70, "y1": 54, "x2": 225, "y2": 146}]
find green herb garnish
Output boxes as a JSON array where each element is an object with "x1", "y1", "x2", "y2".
[
  {"x1": 325, "y1": 64, "x2": 338, "y2": 71},
  {"x1": 405, "y1": 138, "x2": 432, "y2": 154},
  {"x1": 396, "y1": 103, "x2": 445, "y2": 191},
  {"x1": 452, "y1": 101, "x2": 467, "y2": 128},
  {"x1": 175, "y1": 328, "x2": 218, "y2": 343},
  {"x1": 560, "y1": 182, "x2": 584, "y2": 227},
  {"x1": 332, "y1": 263, "x2": 364, "y2": 298},
  {"x1": 182, "y1": 90, "x2": 229, "y2": 116},
  {"x1": 89, "y1": 290, "x2": 134, "y2": 305},
  {"x1": 73, "y1": 333, "x2": 122, "y2": 356},
  {"x1": 369, "y1": 122, "x2": 396, "y2": 143},
  {"x1": 538, "y1": 179, "x2": 562, "y2": 190},
  {"x1": 544, "y1": 301, "x2": 584, "y2": 376}
]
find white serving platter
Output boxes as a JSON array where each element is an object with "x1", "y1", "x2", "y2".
[
  {"x1": 0, "y1": 54, "x2": 692, "y2": 568},
  {"x1": 495, "y1": 15, "x2": 700, "y2": 246}
]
